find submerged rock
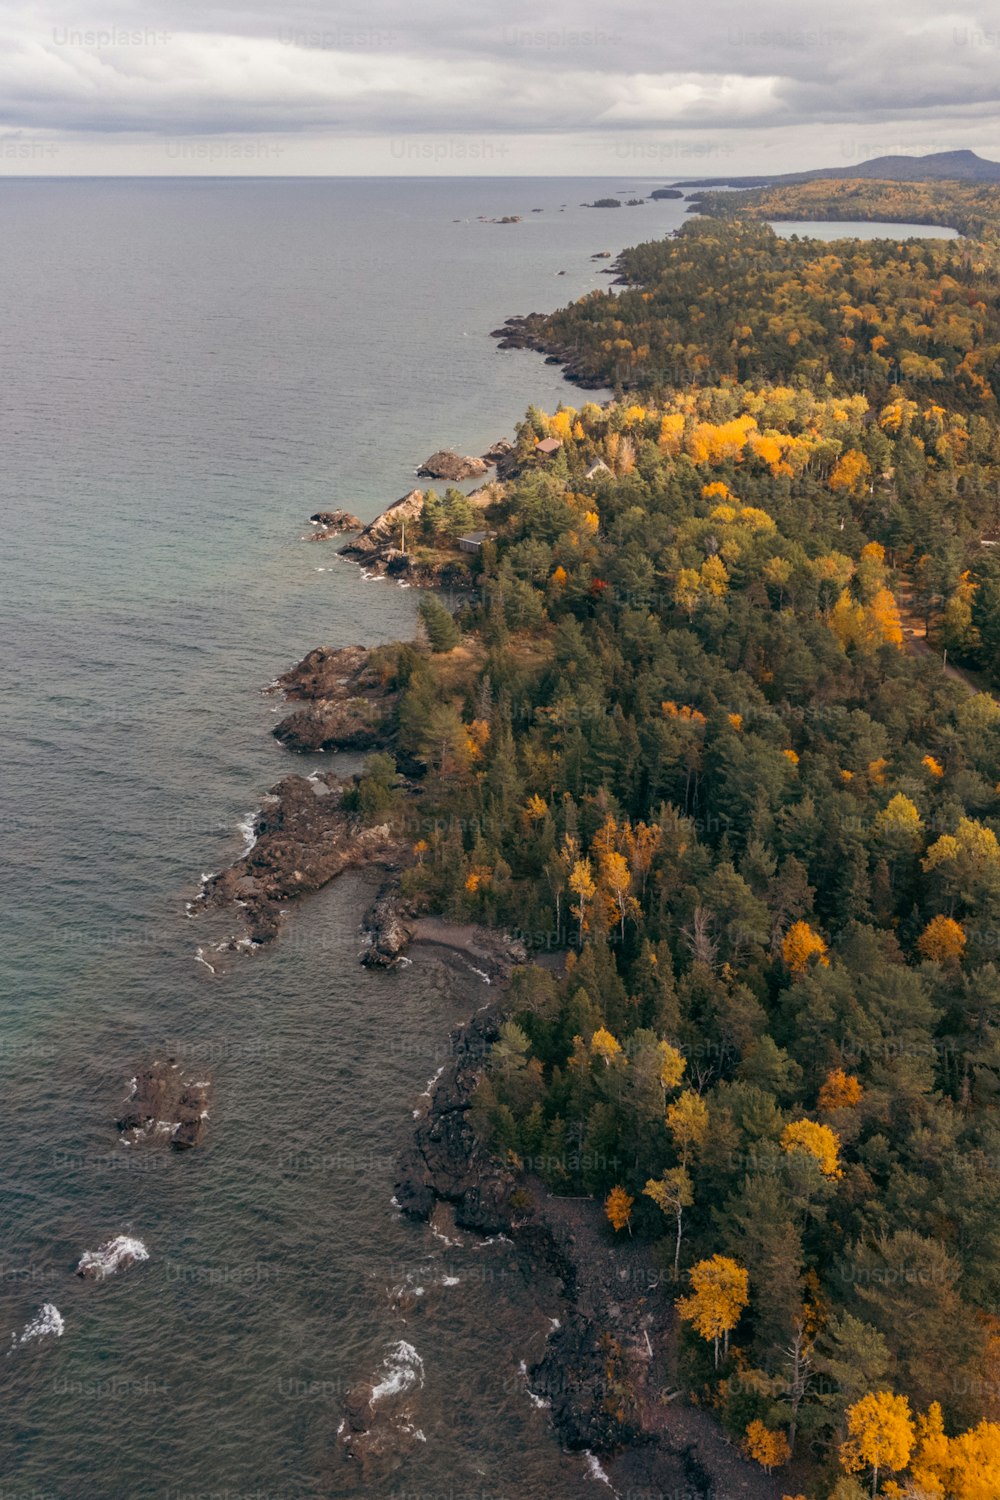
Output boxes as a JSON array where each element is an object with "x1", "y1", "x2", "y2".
[
  {"x1": 343, "y1": 1381, "x2": 375, "y2": 1434},
  {"x1": 307, "y1": 510, "x2": 362, "y2": 538},
  {"x1": 76, "y1": 1235, "x2": 149, "y2": 1280},
  {"x1": 118, "y1": 1060, "x2": 211, "y2": 1149}
]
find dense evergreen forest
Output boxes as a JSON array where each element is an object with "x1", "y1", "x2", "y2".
[{"x1": 364, "y1": 186, "x2": 1000, "y2": 1495}]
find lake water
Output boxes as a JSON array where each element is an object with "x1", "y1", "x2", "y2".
[
  {"x1": 769, "y1": 218, "x2": 959, "y2": 239},
  {"x1": 0, "y1": 177, "x2": 691, "y2": 1499}
]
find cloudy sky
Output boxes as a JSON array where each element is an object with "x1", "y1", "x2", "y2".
[{"x1": 2, "y1": 0, "x2": 999, "y2": 174}]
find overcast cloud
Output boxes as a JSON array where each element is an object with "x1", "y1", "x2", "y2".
[{"x1": 1, "y1": 0, "x2": 999, "y2": 173}]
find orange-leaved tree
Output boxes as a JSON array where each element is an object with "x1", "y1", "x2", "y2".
[
  {"x1": 605, "y1": 1185, "x2": 634, "y2": 1235},
  {"x1": 782, "y1": 920, "x2": 829, "y2": 975},
  {"x1": 568, "y1": 857, "x2": 596, "y2": 947},
  {"x1": 666, "y1": 1089, "x2": 709, "y2": 1169},
  {"x1": 839, "y1": 1391, "x2": 915, "y2": 1495},
  {"x1": 917, "y1": 914, "x2": 966, "y2": 966},
  {"x1": 677, "y1": 1254, "x2": 749, "y2": 1366},
  {"x1": 644, "y1": 1166, "x2": 694, "y2": 1278},
  {"x1": 744, "y1": 1419, "x2": 791, "y2": 1472},
  {"x1": 817, "y1": 1068, "x2": 863, "y2": 1113},
  {"x1": 906, "y1": 1400, "x2": 1000, "y2": 1500},
  {"x1": 781, "y1": 1118, "x2": 843, "y2": 1179}
]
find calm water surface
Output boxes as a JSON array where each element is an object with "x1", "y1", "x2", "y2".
[{"x1": 0, "y1": 178, "x2": 691, "y2": 1498}]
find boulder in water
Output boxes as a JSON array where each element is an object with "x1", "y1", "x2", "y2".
[
  {"x1": 117, "y1": 1060, "x2": 211, "y2": 1149},
  {"x1": 416, "y1": 450, "x2": 488, "y2": 482}
]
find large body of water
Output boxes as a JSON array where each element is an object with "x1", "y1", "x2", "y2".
[
  {"x1": 769, "y1": 217, "x2": 959, "y2": 240},
  {"x1": 0, "y1": 178, "x2": 692, "y2": 1499}
]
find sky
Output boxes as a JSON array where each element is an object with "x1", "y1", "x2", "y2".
[{"x1": 1, "y1": 0, "x2": 999, "y2": 175}]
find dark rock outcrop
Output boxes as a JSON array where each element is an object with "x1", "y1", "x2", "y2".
[
  {"x1": 361, "y1": 886, "x2": 416, "y2": 968},
  {"x1": 530, "y1": 1312, "x2": 641, "y2": 1452},
  {"x1": 489, "y1": 314, "x2": 542, "y2": 350},
  {"x1": 395, "y1": 1007, "x2": 515, "y2": 1233},
  {"x1": 272, "y1": 645, "x2": 398, "y2": 754},
  {"x1": 274, "y1": 701, "x2": 391, "y2": 755},
  {"x1": 490, "y1": 313, "x2": 612, "y2": 389},
  {"x1": 307, "y1": 510, "x2": 362, "y2": 538},
  {"x1": 193, "y1": 774, "x2": 406, "y2": 945},
  {"x1": 118, "y1": 1060, "x2": 211, "y2": 1149},
  {"x1": 275, "y1": 644, "x2": 375, "y2": 702},
  {"x1": 417, "y1": 451, "x2": 489, "y2": 482},
  {"x1": 481, "y1": 438, "x2": 513, "y2": 464},
  {"x1": 344, "y1": 1382, "x2": 375, "y2": 1434}
]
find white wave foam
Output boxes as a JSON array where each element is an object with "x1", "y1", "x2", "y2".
[
  {"x1": 467, "y1": 965, "x2": 491, "y2": 985},
  {"x1": 517, "y1": 1360, "x2": 550, "y2": 1410},
  {"x1": 584, "y1": 1453, "x2": 617, "y2": 1491},
  {"x1": 371, "y1": 1340, "x2": 424, "y2": 1404},
  {"x1": 441, "y1": 1275, "x2": 459, "y2": 1286},
  {"x1": 236, "y1": 811, "x2": 259, "y2": 857},
  {"x1": 193, "y1": 949, "x2": 217, "y2": 974},
  {"x1": 429, "y1": 1223, "x2": 462, "y2": 1249},
  {"x1": 414, "y1": 1064, "x2": 445, "y2": 1117},
  {"x1": 10, "y1": 1304, "x2": 64, "y2": 1350},
  {"x1": 76, "y1": 1235, "x2": 149, "y2": 1281}
]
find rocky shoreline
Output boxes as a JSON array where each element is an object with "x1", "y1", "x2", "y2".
[
  {"x1": 392, "y1": 972, "x2": 783, "y2": 1500},
  {"x1": 336, "y1": 486, "x2": 490, "y2": 587},
  {"x1": 196, "y1": 383, "x2": 782, "y2": 1490},
  {"x1": 270, "y1": 643, "x2": 400, "y2": 755},
  {"x1": 490, "y1": 308, "x2": 629, "y2": 389},
  {"x1": 191, "y1": 771, "x2": 408, "y2": 946}
]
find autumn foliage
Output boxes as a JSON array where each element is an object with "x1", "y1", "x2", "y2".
[
  {"x1": 782, "y1": 921, "x2": 830, "y2": 975},
  {"x1": 677, "y1": 1255, "x2": 749, "y2": 1365},
  {"x1": 605, "y1": 1185, "x2": 634, "y2": 1234},
  {"x1": 744, "y1": 1420, "x2": 791, "y2": 1472}
]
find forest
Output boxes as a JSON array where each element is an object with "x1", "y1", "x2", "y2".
[
  {"x1": 693, "y1": 178, "x2": 1000, "y2": 241},
  {"x1": 359, "y1": 188, "x2": 1000, "y2": 1496}
]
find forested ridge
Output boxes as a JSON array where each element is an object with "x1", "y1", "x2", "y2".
[
  {"x1": 694, "y1": 177, "x2": 1000, "y2": 240},
  {"x1": 360, "y1": 191, "x2": 1000, "y2": 1495}
]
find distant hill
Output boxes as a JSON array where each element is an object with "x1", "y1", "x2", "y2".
[{"x1": 671, "y1": 149, "x2": 1000, "y2": 191}]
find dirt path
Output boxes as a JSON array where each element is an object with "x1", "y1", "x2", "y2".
[{"x1": 896, "y1": 580, "x2": 985, "y2": 695}]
